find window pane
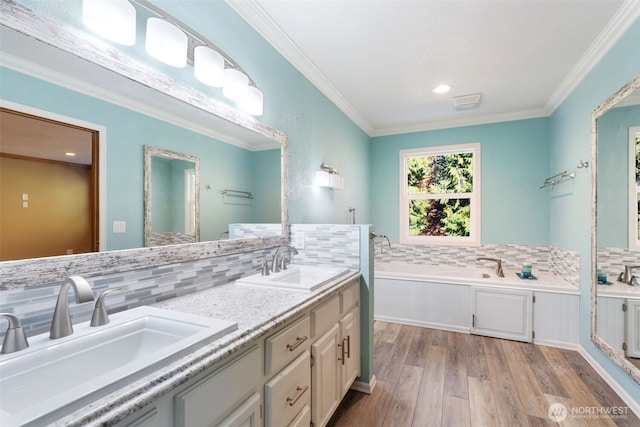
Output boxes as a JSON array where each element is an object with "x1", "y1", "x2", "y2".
[
  {"x1": 409, "y1": 199, "x2": 471, "y2": 237},
  {"x1": 407, "y1": 153, "x2": 473, "y2": 194}
]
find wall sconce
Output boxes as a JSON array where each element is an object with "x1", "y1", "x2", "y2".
[
  {"x1": 82, "y1": 0, "x2": 264, "y2": 116},
  {"x1": 314, "y1": 163, "x2": 344, "y2": 190}
]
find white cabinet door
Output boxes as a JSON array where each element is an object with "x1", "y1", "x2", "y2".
[
  {"x1": 597, "y1": 296, "x2": 626, "y2": 355},
  {"x1": 174, "y1": 346, "x2": 261, "y2": 427},
  {"x1": 311, "y1": 324, "x2": 340, "y2": 427},
  {"x1": 217, "y1": 393, "x2": 261, "y2": 427},
  {"x1": 626, "y1": 299, "x2": 640, "y2": 358},
  {"x1": 532, "y1": 292, "x2": 579, "y2": 347},
  {"x1": 471, "y1": 287, "x2": 533, "y2": 342},
  {"x1": 339, "y1": 307, "x2": 360, "y2": 397}
]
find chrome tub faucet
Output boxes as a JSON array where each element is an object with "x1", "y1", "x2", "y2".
[
  {"x1": 50, "y1": 276, "x2": 95, "y2": 339},
  {"x1": 619, "y1": 265, "x2": 640, "y2": 286},
  {"x1": 476, "y1": 257, "x2": 505, "y2": 277}
]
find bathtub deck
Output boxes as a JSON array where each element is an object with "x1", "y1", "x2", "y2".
[{"x1": 328, "y1": 321, "x2": 638, "y2": 427}]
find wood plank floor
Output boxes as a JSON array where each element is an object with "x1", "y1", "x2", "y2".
[{"x1": 328, "y1": 321, "x2": 639, "y2": 427}]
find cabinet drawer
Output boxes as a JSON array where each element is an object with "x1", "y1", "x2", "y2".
[
  {"x1": 174, "y1": 346, "x2": 261, "y2": 427},
  {"x1": 265, "y1": 315, "x2": 310, "y2": 375},
  {"x1": 311, "y1": 295, "x2": 340, "y2": 337},
  {"x1": 340, "y1": 280, "x2": 360, "y2": 314},
  {"x1": 265, "y1": 351, "x2": 311, "y2": 427}
]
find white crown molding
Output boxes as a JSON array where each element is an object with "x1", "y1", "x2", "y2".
[
  {"x1": 0, "y1": 53, "x2": 279, "y2": 151},
  {"x1": 226, "y1": 0, "x2": 374, "y2": 136},
  {"x1": 371, "y1": 108, "x2": 548, "y2": 137},
  {"x1": 545, "y1": 0, "x2": 640, "y2": 113},
  {"x1": 230, "y1": 0, "x2": 637, "y2": 138}
]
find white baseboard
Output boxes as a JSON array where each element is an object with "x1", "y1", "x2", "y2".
[
  {"x1": 351, "y1": 375, "x2": 377, "y2": 395},
  {"x1": 374, "y1": 315, "x2": 469, "y2": 334},
  {"x1": 534, "y1": 339, "x2": 581, "y2": 351},
  {"x1": 577, "y1": 346, "x2": 640, "y2": 418}
]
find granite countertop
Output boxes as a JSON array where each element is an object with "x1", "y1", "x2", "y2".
[
  {"x1": 596, "y1": 278, "x2": 640, "y2": 298},
  {"x1": 52, "y1": 269, "x2": 361, "y2": 427}
]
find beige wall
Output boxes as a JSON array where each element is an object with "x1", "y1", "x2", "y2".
[{"x1": 1, "y1": 156, "x2": 91, "y2": 260}]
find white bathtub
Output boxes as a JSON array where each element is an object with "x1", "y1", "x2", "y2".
[{"x1": 373, "y1": 261, "x2": 580, "y2": 345}]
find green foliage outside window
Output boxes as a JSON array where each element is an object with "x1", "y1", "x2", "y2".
[{"x1": 407, "y1": 153, "x2": 473, "y2": 237}]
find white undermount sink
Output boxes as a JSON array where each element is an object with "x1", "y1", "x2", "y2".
[
  {"x1": 0, "y1": 306, "x2": 237, "y2": 426},
  {"x1": 236, "y1": 265, "x2": 350, "y2": 292}
]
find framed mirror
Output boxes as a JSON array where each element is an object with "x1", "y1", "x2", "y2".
[
  {"x1": 144, "y1": 146, "x2": 200, "y2": 247},
  {"x1": 0, "y1": 2, "x2": 288, "y2": 288},
  {"x1": 592, "y1": 73, "x2": 640, "y2": 385}
]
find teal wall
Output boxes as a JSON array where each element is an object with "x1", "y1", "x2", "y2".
[
  {"x1": 370, "y1": 118, "x2": 551, "y2": 244},
  {"x1": 549, "y1": 18, "x2": 640, "y2": 401},
  {"x1": 597, "y1": 105, "x2": 640, "y2": 247}
]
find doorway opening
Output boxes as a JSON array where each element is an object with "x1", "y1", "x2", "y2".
[{"x1": 0, "y1": 107, "x2": 100, "y2": 261}]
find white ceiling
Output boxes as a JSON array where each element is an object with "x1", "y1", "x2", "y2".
[{"x1": 229, "y1": 0, "x2": 639, "y2": 136}]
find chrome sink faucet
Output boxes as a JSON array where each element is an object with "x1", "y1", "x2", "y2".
[
  {"x1": 50, "y1": 276, "x2": 95, "y2": 339},
  {"x1": 619, "y1": 265, "x2": 640, "y2": 286},
  {"x1": 476, "y1": 257, "x2": 505, "y2": 277},
  {"x1": 272, "y1": 245, "x2": 299, "y2": 273},
  {"x1": 0, "y1": 313, "x2": 29, "y2": 354}
]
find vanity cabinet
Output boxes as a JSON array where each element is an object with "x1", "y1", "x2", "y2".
[
  {"x1": 118, "y1": 274, "x2": 361, "y2": 427},
  {"x1": 471, "y1": 287, "x2": 533, "y2": 342}
]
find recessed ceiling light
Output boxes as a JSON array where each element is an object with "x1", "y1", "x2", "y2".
[
  {"x1": 433, "y1": 84, "x2": 453, "y2": 94},
  {"x1": 65, "y1": 152, "x2": 76, "y2": 157}
]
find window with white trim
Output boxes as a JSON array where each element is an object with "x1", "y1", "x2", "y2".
[{"x1": 399, "y1": 143, "x2": 481, "y2": 245}]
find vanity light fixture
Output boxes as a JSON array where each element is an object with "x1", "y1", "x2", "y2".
[
  {"x1": 82, "y1": 0, "x2": 137, "y2": 46},
  {"x1": 65, "y1": 152, "x2": 76, "y2": 157},
  {"x1": 145, "y1": 17, "x2": 188, "y2": 67},
  {"x1": 83, "y1": 0, "x2": 264, "y2": 115},
  {"x1": 315, "y1": 163, "x2": 344, "y2": 190}
]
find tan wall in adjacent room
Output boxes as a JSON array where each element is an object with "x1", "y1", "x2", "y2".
[{"x1": 1, "y1": 155, "x2": 92, "y2": 261}]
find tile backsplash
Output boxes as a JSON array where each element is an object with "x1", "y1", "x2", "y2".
[{"x1": 0, "y1": 224, "x2": 365, "y2": 341}]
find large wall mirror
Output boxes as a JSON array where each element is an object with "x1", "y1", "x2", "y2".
[
  {"x1": 0, "y1": 2, "x2": 288, "y2": 287},
  {"x1": 592, "y1": 73, "x2": 640, "y2": 385}
]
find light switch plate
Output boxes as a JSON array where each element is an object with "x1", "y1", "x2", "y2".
[{"x1": 113, "y1": 221, "x2": 126, "y2": 233}]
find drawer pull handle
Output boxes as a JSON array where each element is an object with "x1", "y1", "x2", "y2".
[
  {"x1": 286, "y1": 335, "x2": 308, "y2": 352},
  {"x1": 287, "y1": 385, "x2": 309, "y2": 406}
]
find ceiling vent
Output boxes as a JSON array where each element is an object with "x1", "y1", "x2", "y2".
[{"x1": 453, "y1": 93, "x2": 482, "y2": 111}]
